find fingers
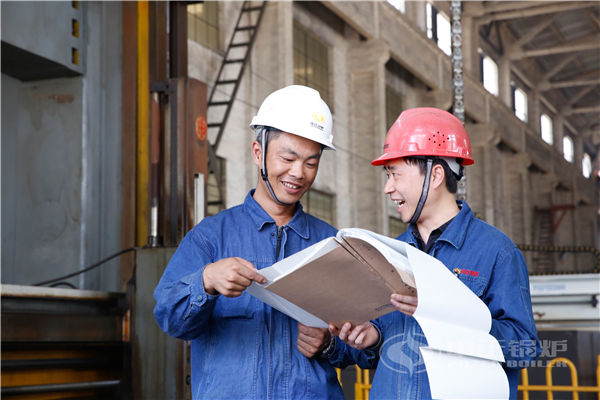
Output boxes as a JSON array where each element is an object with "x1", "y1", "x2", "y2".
[
  {"x1": 391, "y1": 294, "x2": 418, "y2": 316},
  {"x1": 297, "y1": 323, "x2": 330, "y2": 358},
  {"x1": 202, "y1": 258, "x2": 266, "y2": 297},
  {"x1": 328, "y1": 323, "x2": 340, "y2": 336},
  {"x1": 233, "y1": 259, "x2": 267, "y2": 285},
  {"x1": 332, "y1": 321, "x2": 378, "y2": 350}
]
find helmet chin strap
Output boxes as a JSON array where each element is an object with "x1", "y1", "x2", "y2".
[
  {"x1": 260, "y1": 127, "x2": 295, "y2": 206},
  {"x1": 409, "y1": 159, "x2": 433, "y2": 225}
]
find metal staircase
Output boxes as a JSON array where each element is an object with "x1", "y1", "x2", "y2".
[
  {"x1": 207, "y1": 1, "x2": 266, "y2": 150},
  {"x1": 206, "y1": 1, "x2": 266, "y2": 213},
  {"x1": 532, "y1": 208, "x2": 555, "y2": 273}
]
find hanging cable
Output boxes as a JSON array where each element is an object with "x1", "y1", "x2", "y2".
[{"x1": 33, "y1": 247, "x2": 139, "y2": 287}]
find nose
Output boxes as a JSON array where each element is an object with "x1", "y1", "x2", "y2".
[
  {"x1": 289, "y1": 160, "x2": 304, "y2": 179},
  {"x1": 384, "y1": 175, "x2": 395, "y2": 194}
]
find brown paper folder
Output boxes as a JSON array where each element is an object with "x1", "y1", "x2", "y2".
[{"x1": 266, "y1": 237, "x2": 416, "y2": 327}]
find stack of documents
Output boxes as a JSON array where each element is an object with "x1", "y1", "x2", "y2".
[{"x1": 246, "y1": 228, "x2": 509, "y2": 399}]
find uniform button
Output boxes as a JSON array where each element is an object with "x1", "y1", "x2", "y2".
[{"x1": 271, "y1": 233, "x2": 275, "y2": 236}]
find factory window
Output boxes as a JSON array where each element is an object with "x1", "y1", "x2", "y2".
[
  {"x1": 481, "y1": 54, "x2": 498, "y2": 96},
  {"x1": 513, "y1": 87, "x2": 528, "y2": 122},
  {"x1": 301, "y1": 189, "x2": 335, "y2": 227},
  {"x1": 294, "y1": 23, "x2": 330, "y2": 107},
  {"x1": 389, "y1": 216, "x2": 407, "y2": 238},
  {"x1": 207, "y1": 157, "x2": 226, "y2": 216},
  {"x1": 387, "y1": 0, "x2": 405, "y2": 13},
  {"x1": 540, "y1": 113, "x2": 553, "y2": 145},
  {"x1": 188, "y1": 2, "x2": 219, "y2": 52},
  {"x1": 386, "y1": 86, "x2": 403, "y2": 131},
  {"x1": 426, "y1": 3, "x2": 451, "y2": 56},
  {"x1": 582, "y1": 153, "x2": 592, "y2": 178},
  {"x1": 563, "y1": 135, "x2": 574, "y2": 163}
]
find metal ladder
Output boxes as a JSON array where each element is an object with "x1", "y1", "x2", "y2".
[
  {"x1": 207, "y1": 1, "x2": 266, "y2": 151},
  {"x1": 532, "y1": 208, "x2": 555, "y2": 273},
  {"x1": 206, "y1": 1, "x2": 266, "y2": 214}
]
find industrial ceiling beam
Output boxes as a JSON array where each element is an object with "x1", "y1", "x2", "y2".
[
  {"x1": 564, "y1": 105, "x2": 600, "y2": 116},
  {"x1": 541, "y1": 54, "x2": 579, "y2": 81},
  {"x1": 476, "y1": 2, "x2": 591, "y2": 24},
  {"x1": 539, "y1": 78, "x2": 600, "y2": 91},
  {"x1": 588, "y1": 9, "x2": 600, "y2": 30},
  {"x1": 565, "y1": 86, "x2": 596, "y2": 108},
  {"x1": 508, "y1": 14, "x2": 557, "y2": 51},
  {"x1": 509, "y1": 34, "x2": 600, "y2": 60}
]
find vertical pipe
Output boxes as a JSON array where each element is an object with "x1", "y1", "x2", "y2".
[
  {"x1": 137, "y1": 1, "x2": 150, "y2": 246},
  {"x1": 149, "y1": 92, "x2": 162, "y2": 247},
  {"x1": 194, "y1": 173, "x2": 205, "y2": 226},
  {"x1": 450, "y1": 0, "x2": 467, "y2": 202}
]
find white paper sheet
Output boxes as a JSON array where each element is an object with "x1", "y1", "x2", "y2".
[
  {"x1": 420, "y1": 348, "x2": 509, "y2": 400},
  {"x1": 245, "y1": 227, "x2": 508, "y2": 399}
]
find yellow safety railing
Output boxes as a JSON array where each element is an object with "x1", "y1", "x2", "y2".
[
  {"x1": 519, "y1": 355, "x2": 600, "y2": 400},
  {"x1": 338, "y1": 355, "x2": 600, "y2": 400}
]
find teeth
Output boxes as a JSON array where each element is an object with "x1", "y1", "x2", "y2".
[
  {"x1": 283, "y1": 182, "x2": 300, "y2": 189},
  {"x1": 393, "y1": 200, "x2": 405, "y2": 206}
]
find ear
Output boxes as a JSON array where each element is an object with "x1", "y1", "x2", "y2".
[
  {"x1": 251, "y1": 140, "x2": 262, "y2": 168},
  {"x1": 429, "y1": 163, "x2": 446, "y2": 190}
]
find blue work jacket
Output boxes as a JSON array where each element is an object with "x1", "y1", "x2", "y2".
[
  {"x1": 370, "y1": 201, "x2": 541, "y2": 400},
  {"x1": 154, "y1": 190, "x2": 376, "y2": 400}
]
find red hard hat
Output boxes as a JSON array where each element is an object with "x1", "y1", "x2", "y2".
[{"x1": 371, "y1": 107, "x2": 474, "y2": 166}]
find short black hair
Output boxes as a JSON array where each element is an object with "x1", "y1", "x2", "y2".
[
  {"x1": 254, "y1": 127, "x2": 283, "y2": 145},
  {"x1": 403, "y1": 157, "x2": 460, "y2": 194}
]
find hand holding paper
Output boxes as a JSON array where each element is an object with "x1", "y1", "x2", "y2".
[
  {"x1": 390, "y1": 293, "x2": 418, "y2": 316},
  {"x1": 245, "y1": 228, "x2": 509, "y2": 399},
  {"x1": 203, "y1": 257, "x2": 266, "y2": 297},
  {"x1": 330, "y1": 321, "x2": 379, "y2": 350}
]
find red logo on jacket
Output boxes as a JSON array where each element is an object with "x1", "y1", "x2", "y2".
[{"x1": 453, "y1": 268, "x2": 479, "y2": 277}]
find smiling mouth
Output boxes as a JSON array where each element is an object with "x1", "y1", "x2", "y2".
[
  {"x1": 392, "y1": 199, "x2": 406, "y2": 207},
  {"x1": 282, "y1": 181, "x2": 301, "y2": 190}
]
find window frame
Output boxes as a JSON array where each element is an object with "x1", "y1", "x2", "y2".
[
  {"x1": 187, "y1": 2, "x2": 220, "y2": 52},
  {"x1": 540, "y1": 113, "x2": 553, "y2": 145},
  {"x1": 512, "y1": 86, "x2": 528, "y2": 122},
  {"x1": 582, "y1": 153, "x2": 592, "y2": 178},
  {"x1": 293, "y1": 22, "x2": 331, "y2": 108},
  {"x1": 301, "y1": 189, "x2": 336, "y2": 227},
  {"x1": 480, "y1": 53, "x2": 499, "y2": 96},
  {"x1": 562, "y1": 135, "x2": 574, "y2": 163}
]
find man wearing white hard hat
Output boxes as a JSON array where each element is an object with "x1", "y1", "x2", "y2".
[{"x1": 154, "y1": 85, "x2": 376, "y2": 399}]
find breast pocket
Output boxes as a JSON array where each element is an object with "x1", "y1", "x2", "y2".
[
  {"x1": 456, "y1": 274, "x2": 487, "y2": 297},
  {"x1": 212, "y1": 292, "x2": 257, "y2": 319}
]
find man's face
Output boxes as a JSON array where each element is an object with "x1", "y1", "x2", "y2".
[
  {"x1": 383, "y1": 158, "x2": 426, "y2": 223},
  {"x1": 258, "y1": 132, "x2": 322, "y2": 205}
]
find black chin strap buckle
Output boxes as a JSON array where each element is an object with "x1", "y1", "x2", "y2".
[{"x1": 409, "y1": 158, "x2": 433, "y2": 225}]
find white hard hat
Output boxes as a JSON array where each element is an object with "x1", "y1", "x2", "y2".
[{"x1": 250, "y1": 85, "x2": 335, "y2": 150}]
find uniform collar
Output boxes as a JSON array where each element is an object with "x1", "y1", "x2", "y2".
[
  {"x1": 243, "y1": 189, "x2": 310, "y2": 239},
  {"x1": 406, "y1": 200, "x2": 472, "y2": 250}
]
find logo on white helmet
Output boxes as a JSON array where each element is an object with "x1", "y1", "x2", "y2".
[{"x1": 310, "y1": 112, "x2": 326, "y2": 131}]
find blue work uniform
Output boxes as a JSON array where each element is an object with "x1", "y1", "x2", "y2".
[
  {"x1": 154, "y1": 190, "x2": 376, "y2": 400},
  {"x1": 370, "y1": 201, "x2": 541, "y2": 400}
]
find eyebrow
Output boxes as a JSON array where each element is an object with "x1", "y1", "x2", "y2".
[{"x1": 281, "y1": 147, "x2": 321, "y2": 160}]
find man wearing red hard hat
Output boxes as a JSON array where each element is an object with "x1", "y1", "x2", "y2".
[{"x1": 333, "y1": 108, "x2": 541, "y2": 399}]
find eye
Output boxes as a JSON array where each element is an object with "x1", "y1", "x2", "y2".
[{"x1": 281, "y1": 157, "x2": 293, "y2": 162}]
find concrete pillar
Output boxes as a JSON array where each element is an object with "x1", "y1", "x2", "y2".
[
  {"x1": 504, "y1": 153, "x2": 531, "y2": 245},
  {"x1": 461, "y1": 15, "x2": 479, "y2": 77},
  {"x1": 528, "y1": 90, "x2": 541, "y2": 134},
  {"x1": 498, "y1": 57, "x2": 512, "y2": 109},
  {"x1": 574, "y1": 134, "x2": 584, "y2": 173},
  {"x1": 346, "y1": 39, "x2": 389, "y2": 230},
  {"x1": 465, "y1": 123, "x2": 499, "y2": 225},
  {"x1": 554, "y1": 114, "x2": 565, "y2": 156}
]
